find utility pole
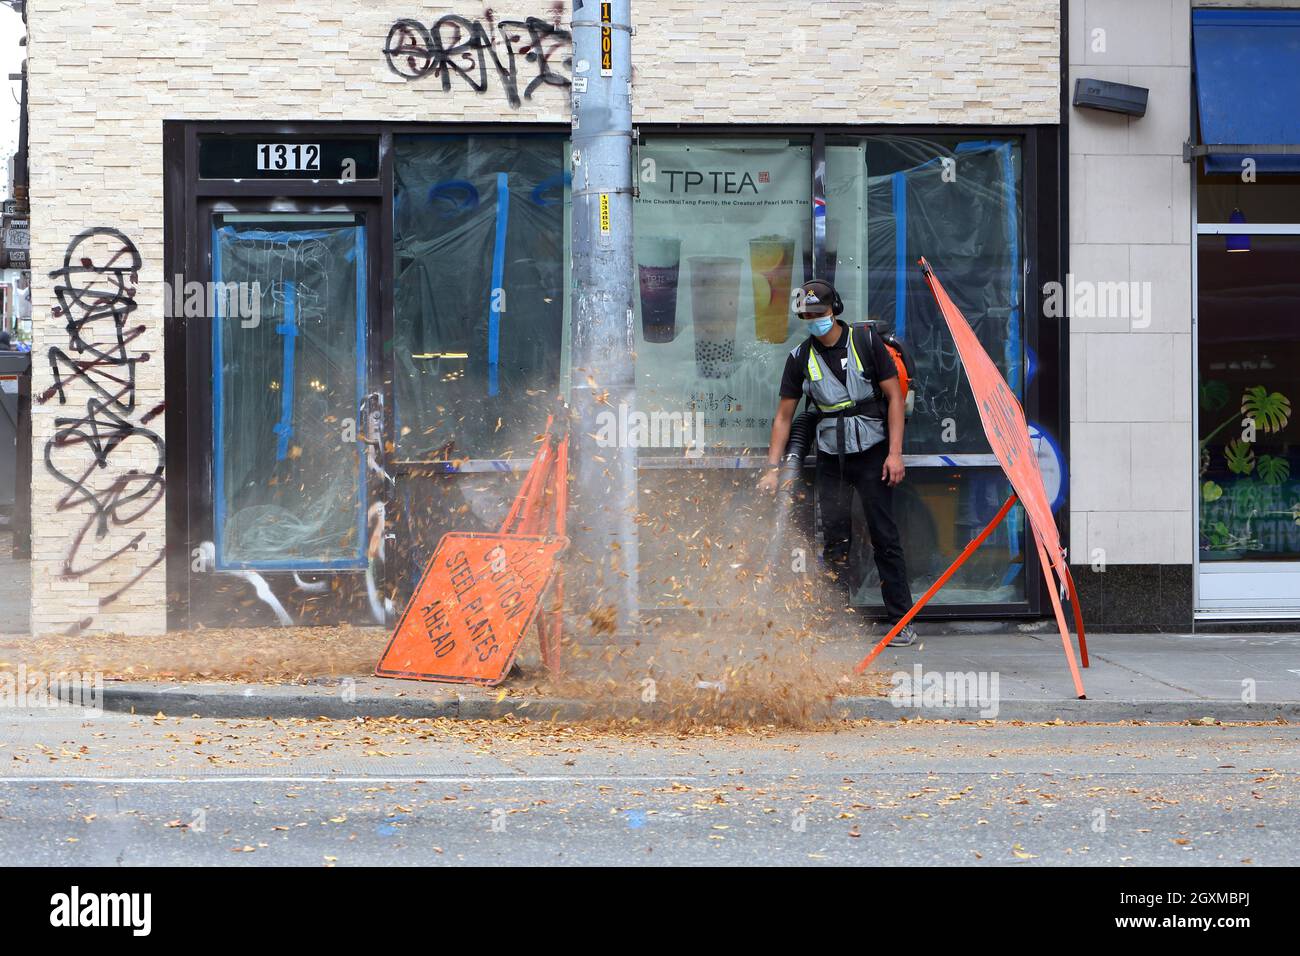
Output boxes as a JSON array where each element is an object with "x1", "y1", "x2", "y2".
[{"x1": 567, "y1": 1, "x2": 638, "y2": 641}]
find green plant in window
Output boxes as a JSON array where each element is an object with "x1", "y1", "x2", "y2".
[
  {"x1": 1256, "y1": 454, "x2": 1291, "y2": 486},
  {"x1": 1240, "y1": 386, "x2": 1291, "y2": 434},
  {"x1": 1198, "y1": 383, "x2": 1293, "y2": 557},
  {"x1": 1203, "y1": 519, "x2": 1257, "y2": 552},
  {"x1": 1230, "y1": 477, "x2": 1265, "y2": 516},
  {"x1": 1223, "y1": 439, "x2": 1255, "y2": 475},
  {"x1": 1199, "y1": 379, "x2": 1229, "y2": 412},
  {"x1": 1200, "y1": 384, "x2": 1291, "y2": 450}
]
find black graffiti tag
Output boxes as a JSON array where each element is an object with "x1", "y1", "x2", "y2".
[
  {"x1": 41, "y1": 228, "x2": 166, "y2": 627},
  {"x1": 384, "y1": 15, "x2": 572, "y2": 107}
]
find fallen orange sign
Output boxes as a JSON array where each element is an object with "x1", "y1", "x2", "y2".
[
  {"x1": 855, "y1": 258, "x2": 1089, "y2": 699},
  {"x1": 375, "y1": 532, "x2": 568, "y2": 685}
]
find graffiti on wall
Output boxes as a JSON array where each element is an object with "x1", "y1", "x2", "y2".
[
  {"x1": 40, "y1": 228, "x2": 165, "y2": 632},
  {"x1": 384, "y1": 12, "x2": 572, "y2": 107}
]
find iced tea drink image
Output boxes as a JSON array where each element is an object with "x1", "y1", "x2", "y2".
[
  {"x1": 749, "y1": 237, "x2": 796, "y2": 343},
  {"x1": 689, "y1": 255, "x2": 742, "y2": 379},
  {"x1": 637, "y1": 236, "x2": 681, "y2": 343}
]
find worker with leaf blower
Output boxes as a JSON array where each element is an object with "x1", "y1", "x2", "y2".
[{"x1": 757, "y1": 279, "x2": 920, "y2": 647}]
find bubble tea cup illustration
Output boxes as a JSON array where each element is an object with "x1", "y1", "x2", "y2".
[
  {"x1": 749, "y1": 236, "x2": 796, "y2": 343},
  {"x1": 690, "y1": 256, "x2": 742, "y2": 379},
  {"x1": 637, "y1": 236, "x2": 682, "y2": 343}
]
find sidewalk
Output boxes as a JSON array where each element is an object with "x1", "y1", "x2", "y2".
[
  {"x1": 0, "y1": 531, "x2": 29, "y2": 636},
  {"x1": 48, "y1": 630, "x2": 1300, "y2": 724}
]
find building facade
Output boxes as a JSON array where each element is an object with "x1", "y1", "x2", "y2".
[
  {"x1": 1069, "y1": 0, "x2": 1300, "y2": 628},
  {"x1": 21, "y1": 1, "x2": 1293, "y2": 639}
]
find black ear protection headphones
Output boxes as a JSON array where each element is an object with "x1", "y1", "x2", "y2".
[{"x1": 796, "y1": 279, "x2": 844, "y2": 317}]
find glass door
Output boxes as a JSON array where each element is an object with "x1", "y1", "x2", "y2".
[
  {"x1": 213, "y1": 212, "x2": 369, "y2": 569},
  {"x1": 190, "y1": 206, "x2": 389, "y2": 627},
  {"x1": 1196, "y1": 228, "x2": 1300, "y2": 614}
]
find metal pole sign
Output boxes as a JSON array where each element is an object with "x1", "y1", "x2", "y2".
[
  {"x1": 1, "y1": 215, "x2": 29, "y2": 270},
  {"x1": 600, "y1": 2, "x2": 613, "y2": 76}
]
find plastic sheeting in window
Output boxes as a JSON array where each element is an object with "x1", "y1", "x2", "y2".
[
  {"x1": 393, "y1": 135, "x2": 568, "y2": 461},
  {"x1": 212, "y1": 220, "x2": 367, "y2": 569}
]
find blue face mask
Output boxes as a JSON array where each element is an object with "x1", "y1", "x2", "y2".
[{"x1": 806, "y1": 317, "x2": 835, "y2": 337}]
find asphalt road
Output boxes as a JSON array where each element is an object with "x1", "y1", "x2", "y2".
[{"x1": 0, "y1": 707, "x2": 1296, "y2": 866}]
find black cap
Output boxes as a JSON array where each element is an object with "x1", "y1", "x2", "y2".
[{"x1": 795, "y1": 279, "x2": 837, "y2": 316}]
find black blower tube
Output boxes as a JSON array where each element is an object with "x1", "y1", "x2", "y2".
[{"x1": 781, "y1": 410, "x2": 817, "y2": 475}]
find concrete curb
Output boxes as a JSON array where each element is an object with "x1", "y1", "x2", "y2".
[
  {"x1": 58, "y1": 682, "x2": 1300, "y2": 724},
  {"x1": 69, "y1": 683, "x2": 594, "y2": 722},
  {"x1": 830, "y1": 697, "x2": 1300, "y2": 724}
]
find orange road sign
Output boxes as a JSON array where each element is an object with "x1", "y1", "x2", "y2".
[
  {"x1": 375, "y1": 531, "x2": 568, "y2": 685},
  {"x1": 855, "y1": 259, "x2": 1088, "y2": 699}
]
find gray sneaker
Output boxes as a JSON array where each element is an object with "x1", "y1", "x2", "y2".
[{"x1": 887, "y1": 624, "x2": 918, "y2": 647}]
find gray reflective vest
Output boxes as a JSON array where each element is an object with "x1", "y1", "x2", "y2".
[{"x1": 800, "y1": 325, "x2": 887, "y2": 457}]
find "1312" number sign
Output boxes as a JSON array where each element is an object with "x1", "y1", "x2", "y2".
[{"x1": 256, "y1": 143, "x2": 321, "y2": 173}]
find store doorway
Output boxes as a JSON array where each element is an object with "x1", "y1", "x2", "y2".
[
  {"x1": 1196, "y1": 226, "x2": 1300, "y2": 616},
  {"x1": 180, "y1": 202, "x2": 392, "y2": 628}
]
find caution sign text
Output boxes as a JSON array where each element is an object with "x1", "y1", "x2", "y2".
[{"x1": 376, "y1": 532, "x2": 568, "y2": 685}]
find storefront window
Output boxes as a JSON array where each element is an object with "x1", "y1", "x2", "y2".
[
  {"x1": 392, "y1": 134, "x2": 569, "y2": 461},
  {"x1": 634, "y1": 136, "x2": 813, "y2": 450},
  {"x1": 826, "y1": 134, "x2": 1028, "y2": 606},
  {"x1": 1197, "y1": 234, "x2": 1300, "y2": 561},
  {"x1": 392, "y1": 129, "x2": 1033, "y2": 610},
  {"x1": 828, "y1": 135, "x2": 1025, "y2": 450},
  {"x1": 1197, "y1": 173, "x2": 1300, "y2": 224},
  {"x1": 212, "y1": 214, "x2": 367, "y2": 569}
]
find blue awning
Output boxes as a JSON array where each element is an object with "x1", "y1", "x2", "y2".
[{"x1": 1193, "y1": 8, "x2": 1300, "y2": 173}]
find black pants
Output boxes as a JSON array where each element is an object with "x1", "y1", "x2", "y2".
[{"x1": 816, "y1": 441, "x2": 914, "y2": 624}]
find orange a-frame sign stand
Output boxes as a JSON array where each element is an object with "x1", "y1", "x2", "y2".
[
  {"x1": 375, "y1": 416, "x2": 570, "y2": 685},
  {"x1": 501, "y1": 421, "x2": 569, "y2": 676},
  {"x1": 854, "y1": 260, "x2": 1090, "y2": 699}
]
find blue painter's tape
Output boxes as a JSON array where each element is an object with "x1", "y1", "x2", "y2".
[
  {"x1": 212, "y1": 226, "x2": 227, "y2": 567},
  {"x1": 488, "y1": 172, "x2": 510, "y2": 398},
  {"x1": 1001, "y1": 142, "x2": 1022, "y2": 395},
  {"x1": 272, "y1": 281, "x2": 298, "y2": 461},
  {"x1": 353, "y1": 225, "x2": 369, "y2": 567},
  {"x1": 892, "y1": 172, "x2": 907, "y2": 339},
  {"x1": 427, "y1": 179, "x2": 481, "y2": 216},
  {"x1": 531, "y1": 171, "x2": 572, "y2": 207}
]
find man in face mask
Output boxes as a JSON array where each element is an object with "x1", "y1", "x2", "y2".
[{"x1": 757, "y1": 279, "x2": 917, "y2": 646}]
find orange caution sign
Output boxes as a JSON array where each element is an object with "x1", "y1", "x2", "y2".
[
  {"x1": 856, "y1": 259, "x2": 1089, "y2": 698},
  {"x1": 375, "y1": 531, "x2": 568, "y2": 685}
]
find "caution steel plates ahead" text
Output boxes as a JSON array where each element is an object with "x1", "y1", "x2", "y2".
[{"x1": 376, "y1": 532, "x2": 568, "y2": 685}]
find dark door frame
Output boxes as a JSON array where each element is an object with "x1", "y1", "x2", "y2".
[{"x1": 166, "y1": 156, "x2": 388, "y2": 627}]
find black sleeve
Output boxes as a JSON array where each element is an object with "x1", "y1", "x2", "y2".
[
  {"x1": 867, "y1": 328, "x2": 898, "y2": 382},
  {"x1": 778, "y1": 348, "x2": 805, "y2": 399}
]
